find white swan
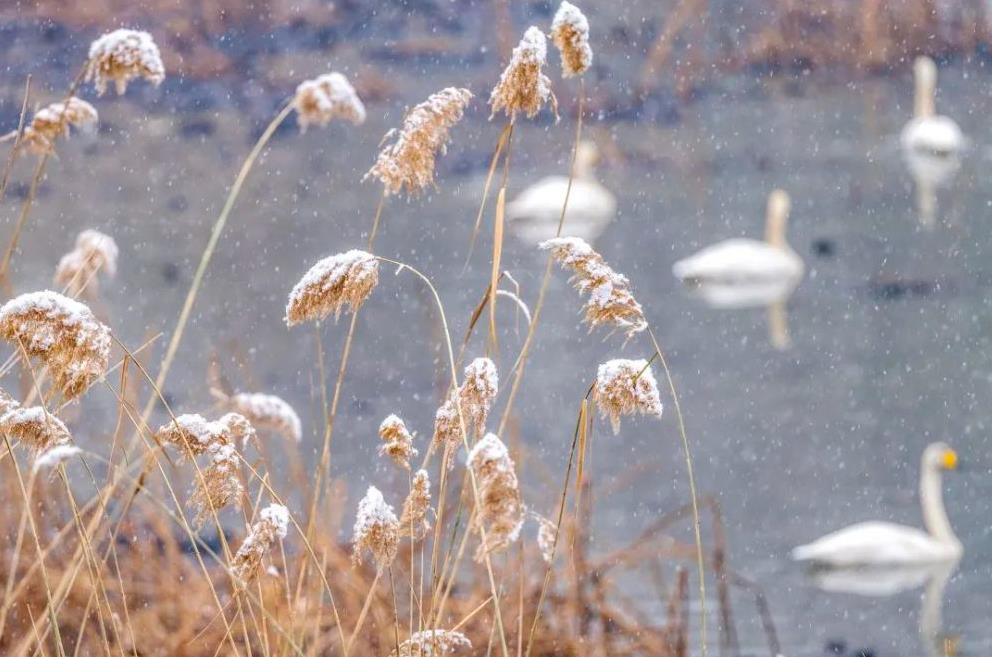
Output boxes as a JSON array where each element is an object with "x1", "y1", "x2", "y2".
[
  {"x1": 901, "y1": 56, "x2": 964, "y2": 227},
  {"x1": 792, "y1": 442, "x2": 962, "y2": 567},
  {"x1": 506, "y1": 140, "x2": 616, "y2": 245}
]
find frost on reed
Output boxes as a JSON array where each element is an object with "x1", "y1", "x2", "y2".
[
  {"x1": 0, "y1": 291, "x2": 111, "y2": 400},
  {"x1": 229, "y1": 392, "x2": 302, "y2": 443},
  {"x1": 378, "y1": 414, "x2": 417, "y2": 469},
  {"x1": 34, "y1": 444, "x2": 82, "y2": 472},
  {"x1": 467, "y1": 433, "x2": 523, "y2": 560},
  {"x1": 551, "y1": 1, "x2": 593, "y2": 78},
  {"x1": 394, "y1": 629, "x2": 472, "y2": 657},
  {"x1": 432, "y1": 357, "x2": 499, "y2": 464},
  {"x1": 490, "y1": 26, "x2": 557, "y2": 121},
  {"x1": 85, "y1": 29, "x2": 165, "y2": 95},
  {"x1": 231, "y1": 503, "x2": 290, "y2": 584},
  {"x1": 54, "y1": 229, "x2": 118, "y2": 298},
  {"x1": 399, "y1": 469, "x2": 431, "y2": 539},
  {"x1": 0, "y1": 406, "x2": 72, "y2": 454},
  {"x1": 352, "y1": 485, "x2": 399, "y2": 570},
  {"x1": 189, "y1": 442, "x2": 243, "y2": 527},
  {"x1": 540, "y1": 237, "x2": 647, "y2": 338},
  {"x1": 365, "y1": 87, "x2": 472, "y2": 196},
  {"x1": 593, "y1": 359, "x2": 663, "y2": 434},
  {"x1": 292, "y1": 72, "x2": 366, "y2": 130},
  {"x1": 285, "y1": 250, "x2": 379, "y2": 326},
  {"x1": 19, "y1": 97, "x2": 98, "y2": 156},
  {"x1": 533, "y1": 513, "x2": 558, "y2": 564}
]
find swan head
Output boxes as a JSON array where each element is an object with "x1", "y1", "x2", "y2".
[{"x1": 923, "y1": 442, "x2": 958, "y2": 472}]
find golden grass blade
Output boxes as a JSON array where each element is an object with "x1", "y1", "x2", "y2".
[{"x1": 488, "y1": 188, "x2": 506, "y2": 353}]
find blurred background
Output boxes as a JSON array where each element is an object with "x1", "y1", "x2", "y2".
[{"x1": 3, "y1": 1, "x2": 992, "y2": 655}]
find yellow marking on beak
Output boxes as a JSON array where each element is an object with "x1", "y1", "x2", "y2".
[{"x1": 942, "y1": 449, "x2": 959, "y2": 470}]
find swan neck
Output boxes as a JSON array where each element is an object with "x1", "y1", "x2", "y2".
[
  {"x1": 920, "y1": 462, "x2": 958, "y2": 546},
  {"x1": 914, "y1": 60, "x2": 937, "y2": 119},
  {"x1": 764, "y1": 191, "x2": 790, "y2": 249}
]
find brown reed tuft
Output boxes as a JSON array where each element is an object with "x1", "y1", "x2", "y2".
[
  {"x1": 352, "y1": 485, "x2": 399, "y2": 571},
  {"x1": 431, "y1": 391, "x2": 462, "y2": 462},
  {"x1": 0, "y1": 406, "x2": 72, "y2": 454},
  {"x1": 467, "y1": 433, "x2": 523, "y2": 560},
  {"x1": 189, "y1": 441, "x2": 244, "y2": 527},
  {"x1": 460, "y1": 357, "x2": 498, "y2": 437},
  {"x1": 285, "y1": 250, "x2": 379, "y2": 326},
  {"x1": 0, "y1": 290, "x2": 111, "y2": 400},
  {"x1": 534, "y1": 513, "x2": 558, "y2": 564},
  {"x1": 292, "y1": 72, "x2": 366, "y2": 131},
  {"x1": 489, "y1": 26, "x2": 557, "y2": 121},
  {"x1": 231, "y1": 503, "x2": 290, "y2": 584},
  {"x1": 85, "y1": 28, "x2": 165, "y2": 95},
  {"x1": 228, "y1": 392, "x2": 302, "y2": 443},
  {"x1": 154, "y1": 412, "x2": 253, "y2": 457},
  {"x1": 551, "y1": 1, "x2": 593, "y2": 78},
  {"x1": 54, "y1": 229, "x2": 118, "y2": 298},
  {"x1": 399, "y1": 469, "x2": 431, "y2": 539},
  {"x1": 365, "y1": 87, "x2": 473, "y2": 196},
  {"x1": 593, "y1": 358, "x2": 663, "y2": 434},
  {"x1": 18, "y1": 97, "x2": 98, "y2": 156},
  {"x1": 378, "y1": 414, "x2": 418, "y2": 469},
  {"x1": 540, "y1": 237, "x2": 647, "y2": 338},
  {"x1": 394, "y1": 629, "x2": 472, "y2": 657}
]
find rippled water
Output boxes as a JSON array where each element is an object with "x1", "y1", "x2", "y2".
[{"x1": 4, "y1": 57, "x2": 992, "y2": 656}]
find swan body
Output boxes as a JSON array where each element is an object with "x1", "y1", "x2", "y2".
[
  {"x1": 901, "y1": 115, "x2": 964, "y2": 161},
  {"x1": 793, "y1": 443, "x2": 962, "y2": 568},
  {"x1": 507, "y1": 141, "x2": 616, "y2": 245}
]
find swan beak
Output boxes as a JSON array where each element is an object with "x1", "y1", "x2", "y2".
[{"x1": 942, "y1": 449, "x2": 959, "y2": 471}]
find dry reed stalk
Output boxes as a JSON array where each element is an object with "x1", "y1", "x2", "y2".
[
  {"x1": 366, "y1": 87, "x2": 473, "y2": 196},
  {"x1": 379, "y1": 414, "x2": 418, "y2": 469},
  {"x1": 551, "y1": 1, "x2": 593, "y2": 78},
  {"x1": 592, "y1": 358, "x2": 664, "y2": 434},
  {"x1": 54, "y1": 229, "x2": 118, "y2": 298},
  {"x1": 0, "y1": 76, "x2": 31, "y2": 208},
  {"x1": 0, "y1": 291, "x2": 111, "y2": 400},
  {"x1": 16, "y1": 97, "x2": 97, "y2": 156},
  {"x1": 467, "y1": 433, "x2": 523, "y2": 560},
  {"x1": 489, "y1": 26, "x2": 557, "y2": 121},
  {"x1": 285, "y1": 250, "x2": 380, "y2": 326},
  {"x1": 292, "y1": 72, "x2": 366, "y2": 130},
  {"x1": 85, "y1": 28, "x2": 165, "y2": 95}
]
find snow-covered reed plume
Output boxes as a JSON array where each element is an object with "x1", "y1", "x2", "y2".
[
  {"x1": 551, "y1": 1, "x2": 593, "y2": 78},
  {"x1": 593, "y1": 358, "x2": 663, "y2": 434},
  {"x1": 0, "y1": 406, "x2": 72, "y2": 454},
  {"x1": 490, "y1": 26, "x2": 556, "y2": 121},
  {"x1": 394, "y1": 629, "x2": 472, "y2": 657},
  {"x1": 468, "y1": 433, "x2": 523, "y2": 560},
  {"x1": 292, "y1": 72, "x2": 366, "y2": 130},
  {"x1": 0, "y1": 291, "x2": 111, "y2": 400},
  {"x1": 189, "y1": 441, "x2": 244, "y2": 527},
  {"x1": 399, "y1": 469, "x2": 431, "y2": 539},
  {"x1": 19, "y1": 97, "x2": 97, "y2": 156},
  {"x1": 540, "y1": 237, "x2": 647, "y2": 338},
  {"x1": 534, "y1": 513, "x2": 558, "y2": 564},
  {"x1": 228, "y1": 392, "x2": 302, "y2": 443},
  {"x1": 155, "y1": 412, "x2": 253, "y2": 458},
  {"x1": 366, "y1": 87, "x2": 473, "y2": 196},
  {"x1": 85, "y1": 29, "x2": 165, "y2": 95},
  {"x1": 352, "y1": 485, "x2": 399, "y2": 570},
  {"x1": 431, "y1": 357, "x2": 499, "y2": 463},
  {"x1": 231, "y1": 503, "x2": 290, "y2": 584},
  {"x1": 378, "y1": 414, "x2": 417, "y2": 469},
  {"x1": 33, "y1": 444, "x2": 82, "y2": 472},
  {"x1": 285, "y1": 250, "x2": 379, "y2": 326},
  {"x1": 54, "y1": 229, "x2": 118, "y2": 298}
]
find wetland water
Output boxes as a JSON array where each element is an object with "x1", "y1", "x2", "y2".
[{"x1": 3, "y1": 49, "x2": 992, "y2": 656}]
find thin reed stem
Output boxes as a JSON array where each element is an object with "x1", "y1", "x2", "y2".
[{"x1": 0, "y1": 75, "x2": 31, "y2": 207}]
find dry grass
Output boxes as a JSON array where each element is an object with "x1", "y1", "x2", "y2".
[{"x1": 0, "y1": 13, "x2": 783, "y2": 657}]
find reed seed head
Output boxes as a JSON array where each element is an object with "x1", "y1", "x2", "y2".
[
  {"x1": 285, "y1": 250, "x2": 379, "y2": 326},
  {"x1": 394, "y1": 630, "x2": 472, "y2": 657},
  {"x1": 33, "y1": 444, "x2": 82, "y2": 472},
  {"x1": 85, "y1": 29, "x2": 165, "y2": 95},
  {"x1": 292, "y1": 72, "x2": 366, "y2": 131},
  {"x1": 190, "y1": 441, "x2": 243, "y2": 527},
  {"x1": 551, "y1": 2, "x2": 593, "y2": 78},
  {"x1": 399, "y1": 469, "x2": 432, "y2": 539},
  {"x1": 365, "y1": 87, "x2": 473, "y2": 196},
  {"x1": 54, "y1": 229, "x2": 118, "y2": 298},
  {"x1": 593, "y1": 358, "x2": 663, "y2": 434},
  {"x1": 489, "y1": 26, "x2": 557, "y2": 121},
  {"x1": 540, "y1": 237, "x2": 647, "y2": 338},
  {"x1": 468, "y1": 433, "x2": 523, "y2": 560},
  {"x1": 460, "y1": 357, "x2": 498, "y2": 437},
  {"x1": 20, "y1": 97, "x2": 98, "y2": 156},
  {"x1": 0, "y1": 406, "x2": 72, "y2": 454},
  {"x1": 431, "y1": 392, "x2": 462, "y2": 463},
  {"x1": 231, "y1": 503, "x2": 290, "y2": 584},
  {"x1": 0, "y1": 291, "x2": 111, "y2": 400},
  {"x1": 229, "y1": 392, "x2": 302, "y2": 443},
  {"x1": 378, "y1": 414, "x2": 418, "y2": 469},
  {"x1": 534, "y1": 513, "x2": 558, "y2": 564},
  {"x1": 352, "y1": 485, "x2": 399, "y2": 571},
  {"x1": 155, "y1": 412, "x2": 253, "y2": 457}
]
